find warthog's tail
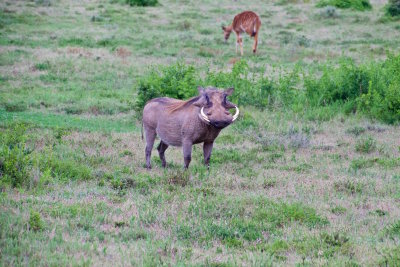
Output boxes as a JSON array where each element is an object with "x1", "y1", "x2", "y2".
[{"x1": 141, "y1": 120, "x2": 144, "y2": 140}]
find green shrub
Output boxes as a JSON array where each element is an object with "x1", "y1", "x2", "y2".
[
  {"x1": 304, "y1": 58, "x2": 370, "y2": 109},
  {"x1": 134, "y1": 62, "x2": 199, "y2": 115},
  {"x1": 386, "y1": 0, "x2": 400, "y2": 17},
  {"x1": 29, "y1": 210, "x2": 44, "y2": 231},
  {"x1": 357, "y1": 54, "x2": 400, "y2": 123},
  {"x1": 126, "y1": 0, "x2": 157, "y2": 7},
  {"x1": 0, "y1": 123, "x2": 31, "y2": 188},
  {"x1": 317, "y1": 0, "x2": 372, "y2": 11}
]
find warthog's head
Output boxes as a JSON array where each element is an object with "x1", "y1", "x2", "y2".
[{"x1": 194, "y1": 87, "x2": 239, "y2": 129}]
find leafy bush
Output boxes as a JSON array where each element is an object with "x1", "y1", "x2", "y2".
[
  {"x1": 304, "y1": 58, "x2": 370, "y2": 110},
  {"x1": 0, "y1": 123, "x2": 32, "y2": 188},
  {"x1": 126, "y1": 0, "x2": 158, "y2": 7},
  {"x1": 134, "y1": 62, "x2": 199, "y2": 115},
  {"x1": 386, "y1": 0, "x2": 400, "y2": 17},
  {"x1": 305, "y1": 54, "x2": 400, "y2": 123},
  {"x1": 317, "y1": 0, "x2": 372, "y2": 11},
  {"x1": 29, "y1": 210, "x2": 44, "y2": 231},
  {"x1": 357, "y1": 54, "x2": 400, "y2": 123}
]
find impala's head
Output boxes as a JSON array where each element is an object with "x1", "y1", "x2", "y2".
[
  {"x1": 193, "y1": 86, "x2": 239, "y2": 129},
  {"x1": 222, "y1": 25, "x2": 233, "y2": 42}
]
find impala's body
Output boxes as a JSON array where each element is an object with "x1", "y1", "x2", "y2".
[
  {"x1": 142, "y1": 87, "x2": 239, "y2": 169},
  {"x1": 222, "y1": 11, "x2": 261, "y2": 55}
]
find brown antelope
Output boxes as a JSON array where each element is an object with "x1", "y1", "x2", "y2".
[
  {"x1": 222, "y1": 11, "x2": 261, "y2": 56},
  {"x1": 142, "y1": 87, "x2": 239, "y2": 169}
]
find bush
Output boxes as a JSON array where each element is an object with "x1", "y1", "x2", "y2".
[
  {"x1": 317, "y1": 0, "x2": 372, "y2": 11},
  {"x1": 126, "y1": 0, "x2": 158, "y2": 6},
  {"x1": 387, "y1": 0, "x2": 400, "y2": 17},
  {"x1": 357, "y1": 54, "x2": 400, "y2": 123},
  {"x1": 0, "y1": 123, "x2": 32, "y2": 188},
  {"x1": 29, "y1": 210, "x2": 44, "y2": 231},
  {"x1": 134, "y1": 62, "x2": 199, "y2": 115}
]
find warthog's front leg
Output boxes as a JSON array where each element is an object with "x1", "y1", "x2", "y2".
[
  {"x1": 157, "y1": 141, "x2": 169, "y2": 168},
  {"x1": 203, "y1": 142, "x2": 214, "y2": 169},
  {"x1": 182, "y1": 141, "x2": 192, "y2": 169}
]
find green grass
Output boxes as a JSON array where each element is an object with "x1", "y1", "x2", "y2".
[
  {"x1": 0, "y1": 0, "x2": 400, "y2": 265},
  {"x1": 0, "y1": 110, "x2": 136, "y2": 133}
]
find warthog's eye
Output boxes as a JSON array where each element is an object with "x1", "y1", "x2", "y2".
[{"x1": 205, "y1": 94, "x2": 211, "y2": 105}]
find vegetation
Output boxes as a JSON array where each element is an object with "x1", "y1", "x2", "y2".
[
  {"x1": 137, "y1": 55, "x2": 400, "y2": 124},
  {"x1": 1, "y1": 0, "x2": 399, "y2": 265},
  {"x1": 126, "y1": 0, "x2": 158, "y2": 7},
  {"x1": 317, "y1": 0, "x2": 372, "y2": 11},
  {"x1": 386, "y1": 0, "x2": 400, "y2": 17}
]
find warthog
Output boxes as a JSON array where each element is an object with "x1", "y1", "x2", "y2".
[{"x1": 142, "y1": 86, "x2": 239, "y2": 169}]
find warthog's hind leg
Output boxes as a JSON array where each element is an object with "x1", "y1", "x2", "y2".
[
  {"x1": 144, "y1": 127, "x2": 156, "y2": 169},
  {"x1": 157, "y1": 141, "x2": 169, "y2": 168},
  {"x1": 203, "y1": 142, "x2": 214, "y2": 169}
]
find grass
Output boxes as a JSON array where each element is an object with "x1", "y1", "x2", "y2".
[{"x1": 0, "y1": 0, "x2": 400, "y2": 266}]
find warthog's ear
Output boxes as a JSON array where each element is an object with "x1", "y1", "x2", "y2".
[
  {"x1": 197, "y1": 86, "x2": 205, "y2": 94},
  {"x1": 225, "y1": 87, "x2": 234, "y2": 96},
  {"x1": 222, "y1": 25, "x2": 226, "y2": 31}
]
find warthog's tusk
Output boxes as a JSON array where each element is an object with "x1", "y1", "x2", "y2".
[
  {"x1": 232, "y1": 106, "x2": 240, "y2": 122},
  {"x1": 200, "y1": 107, "x2": 210, "y2": 122}
]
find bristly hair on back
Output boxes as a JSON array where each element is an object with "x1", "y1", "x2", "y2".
[{"x1": 167, "y1": 96, "x2": 200, "y2": 113}]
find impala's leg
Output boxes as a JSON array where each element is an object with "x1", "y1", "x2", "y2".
[
  {"x1": 157, "y1": 141, "x2": 169, "y2": 168},
  {"x1": 144, "y1": 127, "x2": 156, "y2": 169},
  {"x1": 253, "y1": 32, "x2": 259, "y2": 54},
  {"x1": 203, "y1": 142, "x2": 214, "y2": 169},
  {"x1": 236, "y1": 40, "x2": 238, "y2": 54},
  {"x1": 235, "y1": 33, "x2": 240, "y2": 54},
  {"x1": 182, "y1": 141, "x2": 193, "y2": 169},
  {"x1": 239, "y1": 35, "x2": 244, "y2": 56}
]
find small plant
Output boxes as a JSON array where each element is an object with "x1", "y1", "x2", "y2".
[
  {"x1": 166, "y1": 169, "x2": 190, "y2": 187},
  {"x1": 126, "y1": 0, "x2": 157, "y2": 7},
  {"x1": 4, "y1": 101, "x2": 27, "y2": 112},
  {"x1": 331, "y1": 206, "x2": 347, "y2": 214},
  {"x1": 386, "y1": 0, "x2": 400, "y2": 17},
  {"x1": 34, "y1": 61, "x2": 51, "y2": 71},
  {"x1": 355, "y1": 136, "x2": 376, "y2": 153},
  {"x1": 385, "y1": 220, "x2": 400, "y2": 238},
  {"x1": 346, "y1": 126, "x2": 365, "y2": 136},
  {"x1": 334, "y1": 180, "x2": 363, "y2": 194},
  {"x1": 29, "y1": 210, "x2": 44, "y2": 231},
  {"x1": 317, "y1": 0, "x2": 372, "y2": 11},
  {"x1": 263, "y1": 178, "x2": 277, "y2": 189}
]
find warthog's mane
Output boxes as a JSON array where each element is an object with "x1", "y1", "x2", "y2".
[{"x1": 166, "y1": 96, "x2": 201, "y2": 113}]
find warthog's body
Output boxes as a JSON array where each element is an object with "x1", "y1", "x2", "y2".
[{"x1": 142, "y1": 87, "x2": 239, "y2": 169}]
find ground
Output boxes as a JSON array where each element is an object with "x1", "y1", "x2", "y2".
[{"x1": 0, "y1": 0, "x2": 400, "y2": 266}]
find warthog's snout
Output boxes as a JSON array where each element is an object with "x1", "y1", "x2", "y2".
[{"x1": 210, "y1": 120, "x2": 231, "y2": 129}]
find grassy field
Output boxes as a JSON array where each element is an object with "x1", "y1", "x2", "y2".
[{"x1": 1, "y1": 0, "x2": 400, "y2": 266}]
